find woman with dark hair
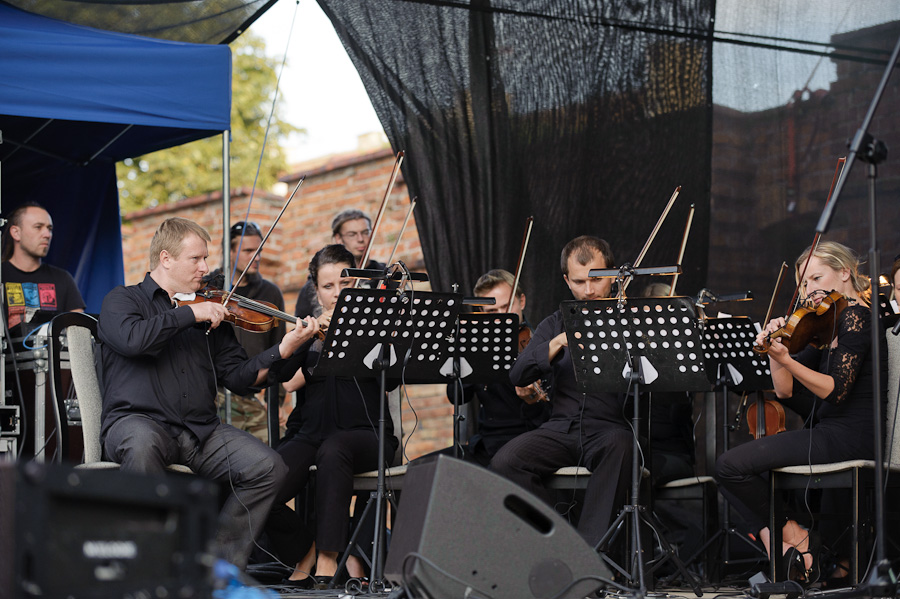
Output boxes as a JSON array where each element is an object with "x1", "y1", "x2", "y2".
[
  {"x1": 270, "y1": 244, "x2": 398, "y2": 588},
  {"x1": 715, "y1": 241, "x2": 886, "y2": 584}
]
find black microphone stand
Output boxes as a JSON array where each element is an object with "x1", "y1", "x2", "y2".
[{"x1": 813, "y1": 30, "x2": 900, "y2": 598}]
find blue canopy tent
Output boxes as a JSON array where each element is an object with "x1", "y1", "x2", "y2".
[{"x1": 0, "y1": 3, "x2": 232, "y2": 312}]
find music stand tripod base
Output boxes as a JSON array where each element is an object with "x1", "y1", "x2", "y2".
[{"x1": 563, "y1": 296, "x2": 707, "y2": 596}]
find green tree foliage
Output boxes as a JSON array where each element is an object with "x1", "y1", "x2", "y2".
[{"x1": 117, "y1": 32, "x2": 301, "y2": 214}]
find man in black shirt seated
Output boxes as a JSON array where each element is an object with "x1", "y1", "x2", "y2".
[
  {"x1": 491, "y1": 235, "x2": 633, "y2": 548},
  {"x1": 97, "y1": 217, "x2": 319, "y2": 569},
  {"x1": 1, "y1": 202, "x2": 85, "y2": 330}
]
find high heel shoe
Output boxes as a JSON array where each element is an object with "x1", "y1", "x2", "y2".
[
  {"x1": 783, "y1": 547, "x2": 806, "y2": 581},
  {"x1": 794, "y1": 531, "x2": 822, "y2": 584}
]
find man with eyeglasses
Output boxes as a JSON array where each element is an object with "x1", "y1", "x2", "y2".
[
  {"x1": 208, "y1": 221, "x2": 288, "y2": 444},
  {"x1": 294, "y1": 209, "x2": 385, "y2": 318}
]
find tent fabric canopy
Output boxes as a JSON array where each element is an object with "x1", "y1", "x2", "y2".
[
  {"x1": 0, "y1": 3, "x2": 232, "y2": 312},
  {"x1": 0, "y1": 0, "x2": 272, "y2": 44}
]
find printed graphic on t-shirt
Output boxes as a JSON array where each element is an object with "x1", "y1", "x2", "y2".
[
  {"x1": 38, "y1": 284, "x2": 58, "y2": 310},
  {"x1": 5, "y1": 281, "x2": 58, "y2": 328}
]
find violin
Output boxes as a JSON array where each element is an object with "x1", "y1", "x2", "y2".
[
  {"x1": 754, "y1": 290, "x2": 848, "y2": 354},
  {"x1": 176, "y1": 286, "x2": 327, "y2": 339},
  {"x1": 746, "y1": 390, "x2": 787, "y2": 438},
  {"x1": 516, "y1": 322, "x2": 549, "y2": 402}
]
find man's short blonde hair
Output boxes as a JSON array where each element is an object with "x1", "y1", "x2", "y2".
[
  {"x1": 149, "y1": 217, "x2": 211, "y2": 270},
  {"x1": 473, "y1": 269, "x2": 524, "y2": 299}
]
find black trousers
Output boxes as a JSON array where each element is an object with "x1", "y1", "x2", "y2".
[
  {"x1": 489, "y1": 423, "x2": 633, "y2": 547},
  {"x1": 715, "y1": 425, "x2": 871, "y2": 533},
  {"x1": 268, "y1": 429, "x2": 381, "y2": 557},
  {"x1": 104, "y1": 414, "x2": 286, "y2": 569}
]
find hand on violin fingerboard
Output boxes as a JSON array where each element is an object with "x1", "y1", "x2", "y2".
[
  {"x1": 279, "y1": 316, "x2": 319, "y2": 357},
  {"x1": 755, "y1": 317, "x2": 786, "y2": 347},
  {"x1": 189, "y1": 300, "x2": 230, "y2": 329}
]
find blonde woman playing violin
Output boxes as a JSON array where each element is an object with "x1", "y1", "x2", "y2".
[{"x1": 716, "y1": 241, "x2": 886, "y2": 585}]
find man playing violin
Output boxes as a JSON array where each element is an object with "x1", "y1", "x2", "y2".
[
  {"x1": 715, "y1": 241, "x2": 886, "y2": 584},
  {"x1": 491, "y1": 235, "x2": 633, "y2": 548},
  {"x1": 98, "y1": 217, "x2": 319, "y2": 569},
  {"x1": 209, "y1": 221, "x2": 288, "y2": 443},
  {"x1": 437, "y1": 269, "x2": 550, "y2": 466}
]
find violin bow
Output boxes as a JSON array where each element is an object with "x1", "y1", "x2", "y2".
[
  {"x1": 669, "y1": 203, "x2": 695, "y2": 296},
  {"x1": 385, "y1": 198, "x2": 417, "y2": 268},
  {"x1": 788, "y1": 157, "x2": 846, "y2": 311},
  {"x1": 763, "y1": 261, "x2": 789, "y2": 327},
  {"x1": 623, "y1": 185, "x2": 681, "y2": 294},
  {"x1": 354, "y1": 151, "x2": 404, "y2": 289},
  {"x1": 507, "y1": 216, "x2": 535, "y2": 311},
  {"x1": 225, "y1": 176, "x2": 305, "y2": 306}
]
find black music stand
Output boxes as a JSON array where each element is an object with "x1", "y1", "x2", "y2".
[
  {"x1": 311, "y1": 286, "x2": 462, "y2": 588},
  {"x1": 672, "y1": 316, "x2": 771, "y2": 583},
  {"x1": 437, "y1": 311, "x2": 519, "y2": 458},
  {"x1": 562, "y1": 295, "x2": 707, "y2": 596}
]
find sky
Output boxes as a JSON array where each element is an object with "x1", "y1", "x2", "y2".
[{"x1": 248, "y1": 0, "x2": 386, "y2": 164}]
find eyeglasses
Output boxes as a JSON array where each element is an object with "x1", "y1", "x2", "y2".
[
  {"x1": 230, "y1": 221, "x2": 262, "y2": 239},
  {"x1": 339, "y1": 228, "x2": 372, "y2": 241}
]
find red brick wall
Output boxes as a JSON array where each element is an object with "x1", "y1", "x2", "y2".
[{"x1": 121, "y1": 149, "x2": 453, "y2": 460}]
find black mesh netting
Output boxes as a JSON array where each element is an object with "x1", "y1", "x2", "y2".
[
  {"x1": 321, "y1": 0, "x2": 900, "y2": 322},
  {"x1": 319, "y1": 0, "x2": 714, "y2": 321}
]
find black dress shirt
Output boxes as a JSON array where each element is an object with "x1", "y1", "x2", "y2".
[
  {"x1": 510, "y1": 309, "x2": 628, "y2": 433},
  {"x1": 98, "y1": 273, "x2": 285, "y2": 445}
]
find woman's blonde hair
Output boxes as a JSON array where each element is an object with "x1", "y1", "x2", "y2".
[{"x1": 795, "y1": 240, "x2": 870, "y2": 302}]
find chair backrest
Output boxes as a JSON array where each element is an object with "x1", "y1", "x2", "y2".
[
  {"x1": 884, "y1": 329, "x2": 900, "y2": 467},
  {"x1": 65, "y1": 320, "x2": 103, "y2": 464}
]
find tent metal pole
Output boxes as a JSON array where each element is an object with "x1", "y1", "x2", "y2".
[{"x1": 222, "y1": 130, "x2": 232, "y2": 425}]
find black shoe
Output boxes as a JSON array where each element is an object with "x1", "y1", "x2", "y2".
[
  {"x1": 796, "y1": 531, "x2": 822, "y2": 584},
  {"x1": 280, "y1": 576, "x2": 315, "y2": 589},
  {"x1": 784, "y1": 547, "x2": 805, "y2": 581},
  {"x1": 314, "y1": 575, "x2": 335, "y2": 590}
]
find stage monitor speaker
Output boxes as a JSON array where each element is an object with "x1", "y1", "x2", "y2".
[
  {"x1": 385, "y1": 455, "x2": 609, "y2": 599},
  {"x1": 0, "y1": 461, "x2": 218, "y2": 599}
]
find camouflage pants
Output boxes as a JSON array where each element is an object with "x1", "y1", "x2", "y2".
[{"x1": 216, "y1": 391, "x2": 268, "y2": 444}]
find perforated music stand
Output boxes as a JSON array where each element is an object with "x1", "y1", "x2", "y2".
[
  {"x1": 431, "y1": 311, "x2": 519, "y2": 457},
  {"x1": 561, "y1": 295, "x2": 707, "y2": 595},
  {"x1": 311, "y1": 286, "x2": 462, "y2": 587}
]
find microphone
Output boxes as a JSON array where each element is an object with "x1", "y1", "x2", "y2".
[{"x1": 891, "y1": 317, "x2": 900, "y2": 336}]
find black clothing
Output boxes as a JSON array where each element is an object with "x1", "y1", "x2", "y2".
[
  {"x1": 2, "y1": 261, "x2": 85, "y2": 329},
  {"x1": 98, "y1": 273, "x2": 285, "y2": 445},
  {"x1": 268, "y1": 338, "x2": 398, "y2": 555},
  {"x1": 649, "y1": 392, "x2": 695, "y2": 486},
  {"x1": 508, "y1": 310, "x2": 628, "y2": 431},
  {"x1": 447, "y1": 380, "x2": 550, "y2": 464},
  {"x1": 492, "y1": 308, "x2": 633, "y2": 545},
  {"x1": 98, "y1": 272, "x2": 288, "y2": 569},
  {"x1": 294, "y1": 259, "x2": 385, "y2": 318},
  {"x1": 716, "y1": 304, "x2": 887, "y2": 531},
  {"x1": 274, "y1": 338, "x2": 398, "y2": 447}
]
